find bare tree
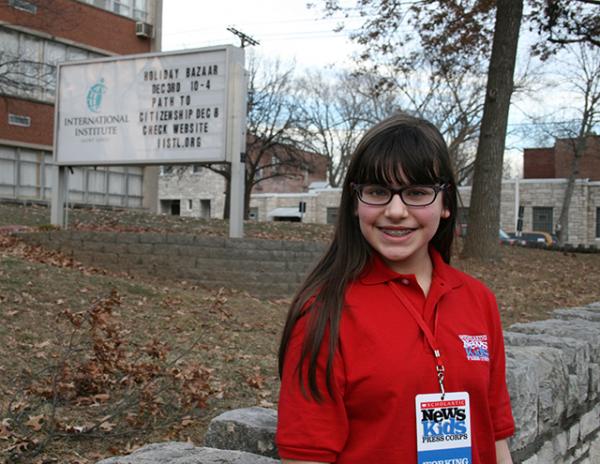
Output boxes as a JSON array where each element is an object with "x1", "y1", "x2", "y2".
[
  {"x1": 537, "y1": 45, "x2": 600, "y2": 244},
  {"x1": 203, "y1": 55, "x2": 319, "y2": 218},
  {"x1": 374, "y1": 58, "x2": 487, "y2": 184},
  {"x1": 294, "y1": 70, "x2": 398, "y2": 187}
]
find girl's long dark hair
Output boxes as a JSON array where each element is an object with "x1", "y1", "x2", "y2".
[{"x1": 278, "y1": 113, "x2": 458, "y2": 400}]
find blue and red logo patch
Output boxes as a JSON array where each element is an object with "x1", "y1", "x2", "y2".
[{"x1": 458, "y1": 335, "x2": 489, "y2": 362}]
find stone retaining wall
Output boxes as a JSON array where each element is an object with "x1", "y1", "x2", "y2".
[{"x1": 18, "y1": 231, "x2": 326, "y2": 297}]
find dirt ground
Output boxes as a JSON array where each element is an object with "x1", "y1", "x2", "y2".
[{"x1": 1, "y1": 202, "x2": 599, "y2": 463}]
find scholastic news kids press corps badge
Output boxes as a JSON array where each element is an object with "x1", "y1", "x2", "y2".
[{"x1": 415, "y1": 392, "x2": 472, "y2": 464}]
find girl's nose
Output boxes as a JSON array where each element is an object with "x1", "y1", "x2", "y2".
[{"x1": 384, "y1": 193, "x2": 409, "y2": 218}]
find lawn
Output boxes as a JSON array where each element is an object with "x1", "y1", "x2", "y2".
[{"x1": 1, "y1": 202, "x2": 599, "y2": 463}]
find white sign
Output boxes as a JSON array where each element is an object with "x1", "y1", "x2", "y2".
[{"x1": 54, "y1": 46, "x2": 243, "y2": 165}]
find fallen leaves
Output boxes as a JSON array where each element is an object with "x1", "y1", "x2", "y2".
[{"x1": 25, "y1": 414, "x2": 45, "y2": 431}]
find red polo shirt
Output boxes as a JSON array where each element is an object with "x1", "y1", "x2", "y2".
[{"x1": 277, "y1": 249, "x2": 514, "y2": 463}]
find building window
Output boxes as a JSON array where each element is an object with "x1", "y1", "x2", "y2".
[
  {"x1": 596, "y1": 208, "x2": 600, "y2": 238},
  {"x1": 326, "y1": 207, "x2": 339, "y2": 225},
  {"x1": 113, "y1": 0, "x2": 130, "y2": 14},
  {"x1": 8, "y1": 0, "x2": 37, "y2": 14},
  {"x1": 188, "y1": 199, "x2": 193, "y2": 210},
  {"x1": 82, "y1": 0, "x2": 149, "y2": 21},
  {"x1": 160, "y1": 166, "x2": 173, "y2": 175},
  {"x1": 8, "y1": 114, "x2": 31, "y2": 127},
  {"x1": 199, "y1": 199, "x2": 211, "y2": 219},
  {"x1": 532, "y1": 207, "x2": 553, "y2": 233}
]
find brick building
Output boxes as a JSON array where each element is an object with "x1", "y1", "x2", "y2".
[
  {"x1": 524, "y1": 136, "x2": 600, "y2": 181},
  {"x1": 0, "y1": 0, "x2": 161, "y2": 207}
]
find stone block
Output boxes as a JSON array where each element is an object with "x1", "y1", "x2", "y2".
[
  {"x1": 204, "y1": 408, "x2": 278, "y2": 459},
  {"x1": 166, "y1": 234, "x2": 196, "y2": 245},
  {"x1": 107, "y1": 242, "x2": 128, "y2": 255},
  {"x1": 568, "y1": 422, "x2": 580, "y2": 450},
  {"x1": 553, "y1": 308, "x2": 600, "y2": 322},
  {"x1": 589, "y1": 430, "x2": 600, "y2": 463},
  {"x1": 139, "y1": 232, "x2": 167, "y2": 244},
  {"x1": 505, "y1": 346, "x2": 539, "y2": 448},
  {"x1": 590, "y1": 363, "x2": 600, "y2": 401},
  {"x1": 81, "y1": 241, "x2": 106, "y2": 252},
  {"x1": 535, "y1": 348, "x2": 569, "y2": 428},
  {"x1": 504, "y1": 331, "x2": 589, "y2": 380},
  {"x1": 153, "y1": 244, "x2": 178, "y2": 255},
  {"x1": 126, "y1": 243, "x2": 154, "y2": 255},
  {"x1": 521, "y1": 455, "x2": 538, "y2": 464},
  {"x1": 95, "y1": 442, "x2": 279, "y2": 463},
  {"x1": 535, "y1": 441, "x2": 555, "y2": 463},
  {"x1": 195, "y1": 237, "x2": 227, "y2": 248},
  {"x1": 553, "y1": 431, "x2": 568, "y2": 458},
  {"x1": 114, "y1": 233, "x2": 140, "y2": 243},
  {"x1": 581, "y1": 404, "x2": 600, "y2": 438},
  {"x1": 509, "y1": 319, "x2": 600, "y2": 360}
]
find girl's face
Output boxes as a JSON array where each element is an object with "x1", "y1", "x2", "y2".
[{"x1": 355, "y1": 181, "x2": 450, "y2": 275}]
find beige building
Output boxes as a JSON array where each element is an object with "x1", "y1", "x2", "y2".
[
  {"x1": 159, "y1": 168, "x2": 600, "y2": 246},
  {"x1": 250, "y1": 179, "x2": 600, "y2": 246},
  {"x1": 459, "y1": 179, "x2": 600, "y2": 246}
]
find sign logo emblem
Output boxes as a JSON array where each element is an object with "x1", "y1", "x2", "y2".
[
  {"x1": 458, "y1": 335, "x2": 489, "y2": 362},
  {"x1": 86, "y1": 78, "x2": 106, "y2": 113}
]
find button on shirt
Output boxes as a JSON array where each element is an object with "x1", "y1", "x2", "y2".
[{"x1": 276, "y1": 248, "x2": 515, "y2": 463}]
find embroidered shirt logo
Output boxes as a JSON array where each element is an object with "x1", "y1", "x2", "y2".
[{"x1": 458, "y1": 335, "x2": 489, "y2": 361}]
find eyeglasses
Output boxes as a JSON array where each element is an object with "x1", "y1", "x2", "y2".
[{"x1": 351, "y1": 183, "x2": 448, "y2": 207}]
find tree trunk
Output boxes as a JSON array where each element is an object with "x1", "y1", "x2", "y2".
[
  {"x1": 244, "y1": 182, "x2": 253, "y2": 220},
  {"x1": 462, "y1": 0, "x2": 523, "y2": 260},
  {"x1": 556, "y1": 137, "x2": 586, "y2": 245}
]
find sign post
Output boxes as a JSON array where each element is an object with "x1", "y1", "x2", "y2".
[
  {"x1": 226, "y1": 49, "x2": 246, "y2": 238},
  {"x1": 51, "y1": 46, "x2": 247, "y2": 237},
  {"x1": 50, "y1": 165, "x2": 68, "y2": 228}
]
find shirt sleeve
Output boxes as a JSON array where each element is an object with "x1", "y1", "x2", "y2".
[
  {"x1": 487, "y1": 291, "x2": 516, "y2": 440},
  {"x1": 276, "y1": 315, "x2": 348, "y2": 462}
]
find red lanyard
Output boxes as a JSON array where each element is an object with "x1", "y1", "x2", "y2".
[{"x1": 388, "y1": 281, "x2": 447, "y2": 399}]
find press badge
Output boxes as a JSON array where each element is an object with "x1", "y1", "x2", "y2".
[{"x1": 415, "y1": 392, "x2": 472, "y2": 464}]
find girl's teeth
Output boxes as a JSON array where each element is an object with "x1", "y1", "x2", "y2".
[{"x1": 384, "y1": 229, "x2": 412, "y2": 237}]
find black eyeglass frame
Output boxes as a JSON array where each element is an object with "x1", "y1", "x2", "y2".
[{"x1": 351, "y1": 183, "x2": 449, "y2": 207}]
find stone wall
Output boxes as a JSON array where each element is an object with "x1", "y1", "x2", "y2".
[
  {"x1": 96, "y1": 302, "x2": 600, "y2": 464},
  {"x1": 18, "y1": 231, "x2": 326, "y2": 297}
]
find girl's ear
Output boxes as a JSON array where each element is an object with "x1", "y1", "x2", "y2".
[{"x1": 441, "y1": 207, "x2": 451, "y2": 219}]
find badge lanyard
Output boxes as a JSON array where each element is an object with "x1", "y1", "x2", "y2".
[{"x1": 388, "y1": 282, "x2": 447, "y2": 399}]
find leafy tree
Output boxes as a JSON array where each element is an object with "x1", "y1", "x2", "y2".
[{"x1": 528, "y1": 0, "x2": 600, "y2": 59}]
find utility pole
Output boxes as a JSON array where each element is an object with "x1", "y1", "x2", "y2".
[{"x1": 227, "y1": 27, "x2": 259, "y2": 48}]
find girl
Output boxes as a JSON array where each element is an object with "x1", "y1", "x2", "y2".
[{"x1": 276, "y1": 113, "x2": 514, "y2": 464}]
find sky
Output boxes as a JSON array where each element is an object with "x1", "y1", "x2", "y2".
[{"x1": 161, "y1": 0, "x2": 361, "y2": 69}]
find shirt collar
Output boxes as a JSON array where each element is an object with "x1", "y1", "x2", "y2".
[{"x1": 359, "y1": 246, "x2": 463, "y2": 289}]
